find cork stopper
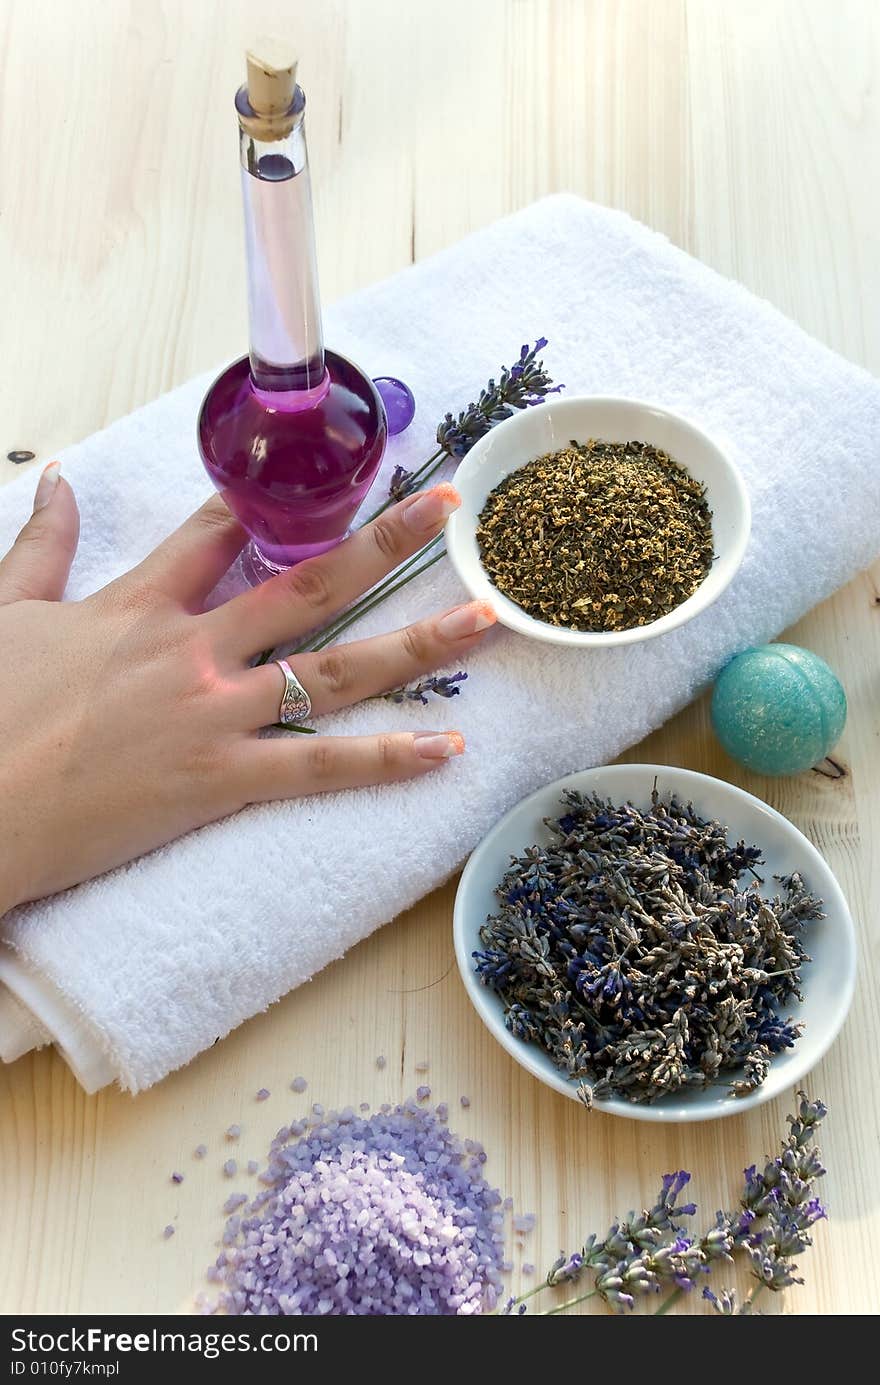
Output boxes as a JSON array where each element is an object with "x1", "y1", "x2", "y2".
[{"x1": 239, "y1": 39, "x2": 300, "y2": 141}]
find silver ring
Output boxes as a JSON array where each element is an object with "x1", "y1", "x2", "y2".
[{"x1": 275, "y1": 659, "x2": 312, "y2": 725}]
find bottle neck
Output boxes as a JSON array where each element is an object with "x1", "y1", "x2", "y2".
[{"x1": 236, "y1": 85, "x2": 326, "y2": 396}]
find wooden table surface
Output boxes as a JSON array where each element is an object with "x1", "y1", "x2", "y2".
[{"x1": 1, "y1": 0, "x2": 878, "y2": 1317}]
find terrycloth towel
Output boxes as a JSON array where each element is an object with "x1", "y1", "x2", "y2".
[{"x1": 1, "y1": 195, "x2": 878, "y2": 1092}]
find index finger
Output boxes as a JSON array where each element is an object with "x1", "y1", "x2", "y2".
[{"x1": 206, "y1": 484, "x2": 460, "y2": 660}]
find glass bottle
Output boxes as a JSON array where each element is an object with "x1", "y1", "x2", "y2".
[{"x1": 198, "y1": 47, "x2": 387, "y2": 583}]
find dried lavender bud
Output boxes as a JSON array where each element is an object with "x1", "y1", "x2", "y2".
[
  {"x1": 162, "y1": 1225, "x2": 175, "y2": 1240},
  {"x1": 256, "y1": 1088, "x2": 270, "y2": 1101},
  {"x1": 475, "y1": 788, "x2": 822, "y2": 1104},
  {"x1": 171, "y1": 1171, "x2": 184, "y2": 1185},
  {"x1": 290, "y1": 1076, "x2": 307, "y2": 1093},
  {"x1": 388, "y1": 464, "x2": 416, "y2": 502},
  {"x1": 703, "y1": 1286, "x2": 738, "y2": 1314},
  {"x1": 223, "y1": 1159, "x2": 237, "y2": 1178},
  {"x1": 460, "y1": 1095, "x2": 471, "y2": 1108}
]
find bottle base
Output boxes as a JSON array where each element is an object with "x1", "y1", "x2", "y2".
[{"x1": 239, "y1": 536, "x2": 349, "y2": 586}]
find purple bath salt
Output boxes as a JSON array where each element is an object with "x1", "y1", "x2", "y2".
[
  {"x1": 247, "y1": 1160, "x2": 259, "y2": 1176},
  {"x1": 171, "y1": 1171, "x2": 184, "y2": 1184},
  {"x1": 460, "y1": 1096, "x2": 471, "y2": 1109},
  {"x1": 163, "y1": 1225, "x2": 175, "y2": 1240},
  {"x1": 375, "y1": 1055, "x2": 387, "y2": 1070},
  {"x1": 256, "y1": 1088, "x2": 270, "y2": 1101},
  {"x1": 416, "y1": 1086, "x2": 431, "y2": 1102},
  {"x1": 194, "y1": 1144, "x2": 207, "y2": 1160},
  {"x1": 226, "y1": 1125, "x2": 241, "y2": 1141},
  {"x1": 522, "y1": 1263, "x2": 535, "y2": 1276},
  {"x1": 205, "y1": 1101, "x2": 505, "y2": 1316},
  {"x1": 223, "y1": 1193, "x2": 248, "y2": 1215},
  {"x1": 223, "y1": 1159, "x2": 237, "y2": 1178},
  {"x1": 512, "y1": 1214, "x2": 536, "y2": 1235},
  {"x1": 291, "y1": 1076, "x2": 308, "y2": 1094},
  {"x1": 311, "y1": 1103, "x2": 325, "y2": 1118},
  {"x1": 359, "y1": 1102, "x2": 370, "y2": 1113}
]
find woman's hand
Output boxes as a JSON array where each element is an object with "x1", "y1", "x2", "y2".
[{"x1": 0, "y1": 464, "x2": 494, "y2": 914}]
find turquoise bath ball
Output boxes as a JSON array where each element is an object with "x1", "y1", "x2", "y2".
[{"x1": 711, "y1": 644, "x2": 846, "y2": 776}]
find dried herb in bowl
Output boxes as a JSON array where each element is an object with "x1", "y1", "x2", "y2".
[
  {"x1": 473, "y1": 788, "x2": 823, "y2": 1104},
  {"x1": 476, "y1": 439, "x2": 714, "y2": 631}
]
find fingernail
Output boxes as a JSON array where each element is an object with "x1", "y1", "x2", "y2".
[
  {"x1": 403, "y1": 483, "x2": 461, "y2": 533},
  {"x1": 33, "y1": 461, "x2": 61, "y2": 513},
  {"x1": 436, "y1": 601, "x2": 497, "y2": 641},
  {"x1": 413, "y1": 731, "x2": 466, "y2": 760}
]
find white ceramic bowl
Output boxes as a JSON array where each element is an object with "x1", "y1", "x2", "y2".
[
  {"x1": 453, "y1": 764, "x2": 856, "y2": 1123},
  {"x1": 445, "y1": 396, "x2": 751, "y2": 647}
]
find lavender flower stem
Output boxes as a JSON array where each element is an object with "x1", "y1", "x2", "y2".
[
  {"x1": 743, "y1": 1282, "x2": 767, "y2": 1312},
  {"x1": 306, "y1": 546, "x2": 446, "y2": 652},
  {"x1": 252, "y1": 536, "x2": 444, "y2": 670},
  {"x1": 653, "y1": 1287, "x2": 684, "y2": 1315},
  {"x1": 493, "y1": 1283, "x2": 551, "y2": 1314},
  {"x1": 541, "y1": 1288, "x2": 601, "y2": 1316}
]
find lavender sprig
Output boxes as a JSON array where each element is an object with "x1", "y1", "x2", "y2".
[
  {"x1": 371, "y1": 338, "x2": 562, "y2": 515},
  {"x1": 501, "y1": 1093, "x2": 827, "y2": 1316},
  {"x1": 434, "y1": 338, "x2": 563, "y2": 461},
  {"x1": 379, "y1": 671, "x2": 468, "y2": 705}
]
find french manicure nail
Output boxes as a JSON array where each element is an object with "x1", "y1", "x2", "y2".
[
  {"x1": 437, "y1": 600, "x2": 497, "y2": 640},
  {"x1": 32, "y1": 461, "x2": 61, "y2": 513},
  {"x1": 413, "y1": 731, "x2": 466, "y2": 760},
  {"x1": 402, "y1": 483, "x2": 461, "y2": 533}
]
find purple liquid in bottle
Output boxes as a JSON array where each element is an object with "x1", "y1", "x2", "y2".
[
  {"x1": 198, "y1": 61, "x2": 386, "y2": 580},
  {"x1": 199, "y1": 351, "x2": 386, "y2": 570}
]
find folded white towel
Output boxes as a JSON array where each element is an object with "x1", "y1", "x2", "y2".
[{"x1": 1, "y1": 195, "x2": 878, "y2": 1093}]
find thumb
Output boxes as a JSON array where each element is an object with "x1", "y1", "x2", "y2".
[{"x1": 0, "y1": 462, "x2": 81, "y2": 604}]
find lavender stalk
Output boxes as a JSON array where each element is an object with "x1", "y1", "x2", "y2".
[
  {"x1": 364, "y1": 338, "x2": 562, "y2": 524},
  {"x1": 499, "y1": 1093, "x2": 827, "y2": 1317}
]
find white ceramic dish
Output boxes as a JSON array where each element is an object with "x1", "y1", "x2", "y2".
[
  {"x1": 445, "y1": 395, "x2": 751, "y2": 647},
  {"x1": 453, "y1": 764, "x2": 856, "y2": 1123}
]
